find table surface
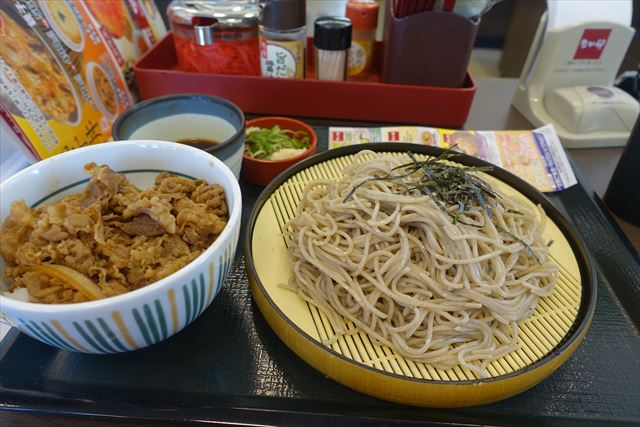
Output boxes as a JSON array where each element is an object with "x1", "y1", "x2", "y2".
[{"x1": 1, "y1": 77, "x2": 639, "y2": 427}]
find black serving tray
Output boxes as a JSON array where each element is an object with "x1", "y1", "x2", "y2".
[{"x1": 1, "y1": 125, "x2": 639, "y2": 426}]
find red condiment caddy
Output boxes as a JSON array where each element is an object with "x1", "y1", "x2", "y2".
[{"x1": 133, "y1": 33, "x2": 476, "y2": 127}]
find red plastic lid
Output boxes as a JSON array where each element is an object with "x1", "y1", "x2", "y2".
[{"x1": 346, "y1": 1, "x2": 379, "y2": 30}]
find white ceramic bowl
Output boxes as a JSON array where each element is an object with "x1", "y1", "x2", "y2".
[{"x1": 0, "y1": 140, "x2": 241, "y2": 353}]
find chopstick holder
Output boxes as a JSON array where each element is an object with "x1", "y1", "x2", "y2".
[{"x1": 382, "y1": 6, "x2": 478, "y2": 87}]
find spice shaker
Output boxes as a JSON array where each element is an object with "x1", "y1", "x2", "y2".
[
  {"x1": 314, "y1": 17, "x2": 352, "y2": 81},
  {"x1": 167, "y1": 0, "x2": 261, "y2": 76},
  {"x1": 346, "y1": 0, "x2": 378, "y2": 79},
  {"x1": 260, "y1": 0, "x2": 306, "y2": 79}
]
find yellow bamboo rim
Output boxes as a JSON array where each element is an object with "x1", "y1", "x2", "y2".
[{"x1": 246, "y1": 145, "x2": 595, "y2": 407}]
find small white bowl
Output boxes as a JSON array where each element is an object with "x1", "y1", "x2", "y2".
[
  {"x1": 112, "y1": 95, "x2": 246, "y2": 179},
  {"x1": 0, "y1": 140, "x2": 241, "y2": 353}
]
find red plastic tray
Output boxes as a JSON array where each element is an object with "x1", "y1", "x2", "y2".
[{"x1": 133, "y1": 33, "x2": 476, "y2": 127}]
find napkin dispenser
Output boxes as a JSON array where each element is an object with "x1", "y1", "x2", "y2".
[{"x1": 513, "y1": 12, "x2": 638, "y2": 148}]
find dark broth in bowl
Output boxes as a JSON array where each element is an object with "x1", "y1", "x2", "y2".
[{"x1": 176, "y1": 138, "x2": 220, "y2": 150}]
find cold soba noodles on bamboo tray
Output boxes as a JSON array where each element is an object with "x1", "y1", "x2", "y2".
[
  {"x1": 285, "y1": 151, "x2": 557, "y2": 378},
  {"x1": 247, "y1": 144, "x2": 594, "y2": 407}
]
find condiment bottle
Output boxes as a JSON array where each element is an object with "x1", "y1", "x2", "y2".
[
  {"x1": 260, "y1": 0, "x2": 306, "y2": 79},
  {"x1": 346, "y1": 0, "x2": 378, "y2": 79},
  {"x1": 314, "y1": 17, "x2": 352, "y2": 81},
  {"x1": 167, "y1": 0, "x2": 261, "y2": 76}
]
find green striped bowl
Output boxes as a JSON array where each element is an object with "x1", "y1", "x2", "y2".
[{"x1": 0, "y1": 140, "x2": 241, "y2": 353}]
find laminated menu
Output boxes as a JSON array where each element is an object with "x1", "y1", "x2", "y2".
[
  {"x1": 0, "y1": 0, "x2": 165, "y2": 160},
  {"x1": 135, "y1": 0, "x2": 167, "y2": 43},
  {"x1": 81, "y1": 0, "x2": 150, "y2": 91},
  {"x1": 328, "y1": 124, "x2": 578, "y2": 193}
]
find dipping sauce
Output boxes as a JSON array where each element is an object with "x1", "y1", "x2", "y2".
[
  {"x1": 127, "y1": 113, "x2": 236, "y2": 146},
  {"x1": 176, "y1": 138, "x2": 220, "y2": 150}
]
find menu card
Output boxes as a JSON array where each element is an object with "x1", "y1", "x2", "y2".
[
  {"x1": 328, "y1": 124, "x2": 577, "y2": 193},
  {"x1": 0, "y1": 0, "x2": 165, "y2": 161}
]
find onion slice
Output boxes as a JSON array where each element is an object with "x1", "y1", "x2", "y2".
[{"x1": 29, "y1": 264, "x2": 106, "y2": 301}]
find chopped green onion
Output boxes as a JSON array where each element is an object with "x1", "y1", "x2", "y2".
[{"x1": 245, "y1": 125, "x2": 310, "y2": 160}]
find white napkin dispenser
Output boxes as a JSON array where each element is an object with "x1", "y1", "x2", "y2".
[{"x1": 545, "y1": 85, "x2": 639, "y2": 135}]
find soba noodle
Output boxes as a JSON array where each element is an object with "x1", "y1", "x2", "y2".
[{"x1": 285, "y1": 151, "x2": 558, "y2": 377}]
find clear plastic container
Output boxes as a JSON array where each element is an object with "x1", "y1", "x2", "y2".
[
  {"x1": 314, "y1": 17, "x2": 352, "y2": 81},
  {"x1": 167, "y1": 0, "x2": 261, "y2": 76},
  {"x1": 259, "y1": 0, "x2": 306, "y2": 79},
  {"x1": 346, "y1": 1, "x2": 378, "y2": 79}
]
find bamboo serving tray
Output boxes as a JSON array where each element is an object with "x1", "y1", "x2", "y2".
[{"x1": 246, "y1": 143, "x2": 596, "y2": 407}]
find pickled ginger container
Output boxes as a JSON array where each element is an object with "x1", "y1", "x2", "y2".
[{"x1": 167, "y1": 0, "x2": 261, "y2": 76}]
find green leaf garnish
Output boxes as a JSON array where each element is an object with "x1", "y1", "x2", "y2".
[{"x1": 245, "y1": 125, "x2": 310, "y2": 160}]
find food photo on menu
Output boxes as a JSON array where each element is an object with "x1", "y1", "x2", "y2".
[
  {"x1": 0, "y1": 0, "x2": 639, "y2": 425},
  {"x1": 0, "y1": 0, "x2": 139, "y2": 159}
]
